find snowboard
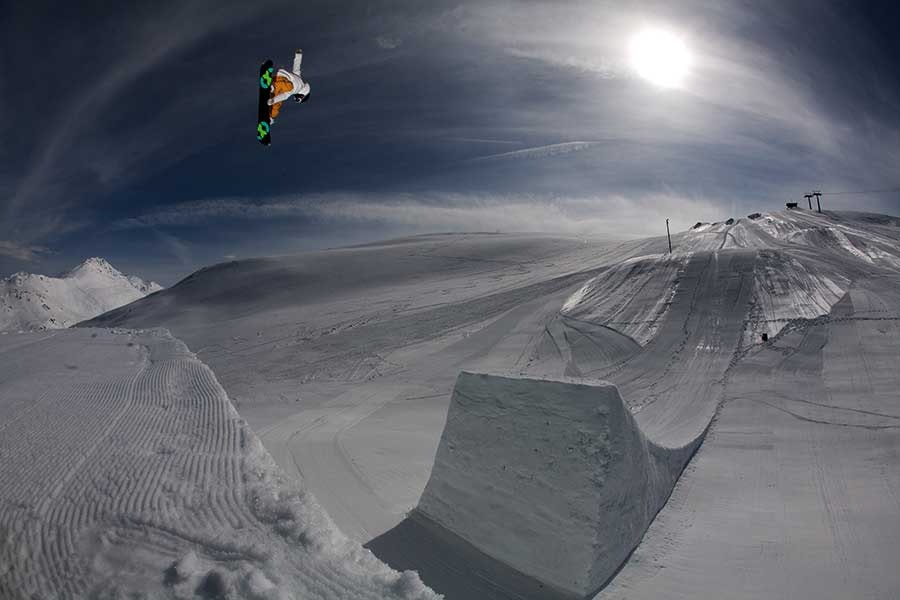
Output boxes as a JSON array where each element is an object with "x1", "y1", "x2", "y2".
[{"x1": 257, "y1": 59, "x2": 275, "y2": 146}]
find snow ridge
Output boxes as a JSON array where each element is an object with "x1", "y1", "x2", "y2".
[{"x1": 0, "y1": 257, "x2": 162, "y2": 331}]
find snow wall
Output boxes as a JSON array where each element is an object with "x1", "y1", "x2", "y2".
[{"x1": 414, "y1": 372, "x2": 703, "y2": 598}]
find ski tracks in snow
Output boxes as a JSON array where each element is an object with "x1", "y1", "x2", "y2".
[{"x1": 0, "y1": 329, "x2": 439, "y2": 600}]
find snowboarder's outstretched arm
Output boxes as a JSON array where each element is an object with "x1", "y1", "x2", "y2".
[{"x1": 292, "y1": 49, "x2": 303, "y2": 75}]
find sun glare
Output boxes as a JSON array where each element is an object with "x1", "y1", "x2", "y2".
[{"x1": 629, "y1": 28, "x2": 691, "y2": 88}]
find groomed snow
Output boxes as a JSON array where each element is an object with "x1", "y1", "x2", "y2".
[
  {"x1": 0, "y1": 328, "x2": 438, "y2": 600},
  {"x1": 560, "y1": 253, "x2": 684, "y2": 346},
  {"x1": 597, "y1": 270, "x2": 900, "y2": 600},
  {"x1": 412, "y1": 372, "x2": 698, "y2": 598},
  {"x1": 81, "y1": 234, "x2": 662, "y2": 543},
  {"x1": 0, "y1": 257, "x2": 161, "y2": 332},
  {"x1": 72, "y1": 216, "x2": 900, "y2": 599}
]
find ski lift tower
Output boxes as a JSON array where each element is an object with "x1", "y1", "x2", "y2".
[
  {"x1": 812, "y1": 191, "x2": 822, "y2": 213},
  {"x1": 804, "y1": 193, "x2": 813, "y2": 210}
]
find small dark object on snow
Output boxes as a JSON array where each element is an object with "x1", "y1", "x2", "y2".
[
  {"x1": 762, "y1": 333, "x2": 769, "y2": 342},
  {"x1": 196, "y1": 571, "x2": 228, "y2": 598},
  {"x1": 747, "y1": 212, "x2": 761, "y2": 219},
  {"x1": 786, "y1": 202, "x2": 798, "y2": 209},
  {"x1": 692, "y1": 222, "x2": 704, "y2": 229},
  {"x1": 725, "y1": 218, "x2": 735, "y2": 225}
]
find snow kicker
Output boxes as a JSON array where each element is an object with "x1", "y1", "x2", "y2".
[{"x1": 376, "y1": 372, "x2": 701, "y2": 599}]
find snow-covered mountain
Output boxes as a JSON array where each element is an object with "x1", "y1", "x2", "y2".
[{"x1": 0, "y1": 257, "x2": 162, "y2": 331}]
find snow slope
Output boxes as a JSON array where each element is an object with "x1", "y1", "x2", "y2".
[
  {"x1": 0, "y1": 257, "x2": 161, "y2": 331},
  {"x1": 82, "y1": 234, "x2": 656, "y2": 540},
  {"x1": 0, "y1": 328, "x2": 438, "y2": 600},
  {"x1": 79, "y1": 215, "x2": 900, "y2": 599},
  {"x1": 598, "y1": 261, "x2": 900, "y2": 600},
  {"x1": 560, "y1": 253, "x2": 685, "y2": 346},
  {"x1": 565, "y1": 210, "x2": 900, "y2": 349},
  {"x1": 411, "y1": 372, "x2": 698, "y2": 598}
]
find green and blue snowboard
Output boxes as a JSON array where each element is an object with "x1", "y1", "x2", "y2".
[{"x1": 257, "y1": 60, "x2": 275, "y2": 146}]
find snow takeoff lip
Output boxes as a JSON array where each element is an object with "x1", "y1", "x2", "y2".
[{"x1": 371, "y1": 371, "x2": 704, "y2": 599}]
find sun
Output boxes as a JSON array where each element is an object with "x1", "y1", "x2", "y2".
[{"x1": 629, "y1": 28, "x2": 691, "y2": 88}]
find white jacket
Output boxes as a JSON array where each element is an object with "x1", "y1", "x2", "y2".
[{"x1": 268, "y1": 50, "x2": 311, "y2": 105}]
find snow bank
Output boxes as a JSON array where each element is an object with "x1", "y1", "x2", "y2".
[
  {"x1": 0, "y1": 328, "x2": 439, "y2": 600},
  {"x1": 414, "y1": 372, "x2": 699, "y2": 598},
  {"x1": 0, "y1": 257, "x2": 161, "y2": 331}
]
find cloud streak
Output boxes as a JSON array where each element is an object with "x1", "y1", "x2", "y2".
[
  {"x1": 3, "y1": 0, "x2": 900, "y2": 281},
  {"x1": 465, "y1": 142, "x2": 606, "y2": 164},
  {"x1": 0, "y1": 241, "x2": 50, "y2": 262},
  {"x1": 112, "y1": 191, "x2": 727, "y2": 240},
  {"x1": 3, "y1": 1, "x2": 275, "y2": 240}
]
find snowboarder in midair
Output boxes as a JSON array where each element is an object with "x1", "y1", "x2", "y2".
[{"x1": 267, "y1": 49, "x2": 311, "y2": 124}]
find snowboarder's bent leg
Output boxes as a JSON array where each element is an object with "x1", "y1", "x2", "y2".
[
  {"x1": 270, "y1": 101, "x2": 284, "y2": 122},
  {"x1": 268, "y1": 75, "x2": 295, "y2": 105}
]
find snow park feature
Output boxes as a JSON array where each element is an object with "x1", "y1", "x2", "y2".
[
  {"x1": 72, "y1": 211, "x2": 900, "y2": 598},
  {"x1": 372, "y1": 372, "x2": 700, "y2": 600}
]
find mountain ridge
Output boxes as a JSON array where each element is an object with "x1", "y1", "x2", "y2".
[{"x1": 1, "y1": 257, "x2": 162, "y2": 331}]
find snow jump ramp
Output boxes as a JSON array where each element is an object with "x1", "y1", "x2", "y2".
[{"x1": 368, "y1": 371, "x2": 706, "y2": 599}]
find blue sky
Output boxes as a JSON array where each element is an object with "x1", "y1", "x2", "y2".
[{"x1": 3, "y1": 0, "x2": 900, "y2": 284}]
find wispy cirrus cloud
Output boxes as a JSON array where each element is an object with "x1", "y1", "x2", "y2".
[
  {"x1": 111, "y1": 191, "x2": 726, "y2": 240},
  {"x1": 465, "y1": 141, "x2": 606, "y2": 164},
  {"x1": 0, "y1": 240, "x2": 50, "y2": 262},
  {"x1": 2, "y1": 1, "x2": 276, "y2": 243},
  {"x1": 504, "y1": 47, "x2": 621, "y2": 78},
  {"x1": 4, "y1": 0, "x2": 900, "y2": 283},
  {"x1": 375, "y1": 35, "x2": 402, "y2": 50}
]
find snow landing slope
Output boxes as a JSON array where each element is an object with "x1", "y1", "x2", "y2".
[
  {"x1": 0, "y1": 257, "x2": 161, "y2": 331},
  {"x1": 598, "y1": 215, "x2": 900, "y2": 599},
  {"x1": 0, "y1": 328, "x2": 437, "y2": 600}
]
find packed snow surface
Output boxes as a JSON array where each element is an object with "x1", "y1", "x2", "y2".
[
  {"x1": 83, "y1": 234, "x2": 645, "y2": 538},
  {"x1": 0, "y1": 257, "x2": 161, "y2": 331},
  {"x1": 599, "y1": 257, "x2": 900, "y2": 600},
  {"x1": 0, "y1": 328, "x2": 438, "y2": 600},
  {"x1": 413, "y1": 372, "x2": 698, "y2": 598},
  {"x1": 79, "y1": 213, "x2": 900, "y2": 598}
]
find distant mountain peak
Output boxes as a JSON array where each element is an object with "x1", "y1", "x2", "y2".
[
  {"x1": 1, "y1": 257, "x2": 163, "y2": 332},
  {"x1": 66, "y1": 257, "x2": 118, "y2": 277}
]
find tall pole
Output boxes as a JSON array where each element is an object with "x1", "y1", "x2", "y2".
[
  {"x1": 666, "y1": 218, "x2": 672, "y2": 253},
  {"x1": 812, "y1": 191, "x2": 822, "y2": 213},
  {"x1": 804, "y1": 194, "x2": 813, "y2": 210}
]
